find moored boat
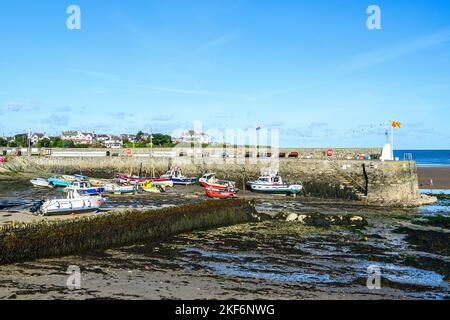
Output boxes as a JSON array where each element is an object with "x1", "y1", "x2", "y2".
[
  {"x1": 199, "y1": 173, "x2": 235, "y2": 190},
  {"x1": 140, "y1": 181, "x2": 165, "y2": 193},
  {"x1": 247, "y1": 174, "x2": 303, "y2": 196},
  {"x1": 47, "y1": 176, "x2": 72, "y2": 187},
  {"x1": 104, "y1": 183, "x2": 137, "y2": 194},
  {"x1": 116, "y1": 174, "x2": 171, "y2": 185},
  {"x1": 30, "y1": 178, "x2": 52, "y2": 188},
  {"x1": 34, "y1": 190, "x2": 105, "y2": 216},
  {"x1": 161, "y1": 169, "x2": 198, "y2": 185},
  {"x1": 205, "y1": 187, "x2": 237, "y2": 198},
  {"x1": 64, "y1": 181, "x2": 105, "y2": 195}
]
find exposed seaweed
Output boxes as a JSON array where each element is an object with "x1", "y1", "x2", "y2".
[
  {"x1": 0, "y1": 199, "x2": 258, "y2": 265},
  {"x1": 302, "y1": 182, "x2": 359, "y2": 200}
]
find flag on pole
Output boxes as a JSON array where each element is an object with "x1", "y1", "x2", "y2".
[{"x1": 391, "y1": 121, "x2": 401, "y2": 128}]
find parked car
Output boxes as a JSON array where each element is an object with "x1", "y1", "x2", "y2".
[{"x1": 0, "y1": 156, "x2": 7, "y2": 163}]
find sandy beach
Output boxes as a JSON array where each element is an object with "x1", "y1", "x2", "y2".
[{"x1": 417, "y1": 166, "x2": 450, "y2": 190}]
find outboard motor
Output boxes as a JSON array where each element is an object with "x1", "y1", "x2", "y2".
[{"x1": 30, "y1": 200, "x2": 44, "y2": 215}]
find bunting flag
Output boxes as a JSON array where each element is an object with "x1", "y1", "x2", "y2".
[{"x1": 391, "y1": 121, "x2": 401, "y2": 128}]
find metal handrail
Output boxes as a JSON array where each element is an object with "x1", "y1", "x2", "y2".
[{"x1": 326, "y1": 158, "x2": 367, "y2": 194}]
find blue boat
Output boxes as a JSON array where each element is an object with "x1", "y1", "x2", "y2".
[
  {"x1": 47, "y1": 176, "x2": 72, "y2": 187},
  {"x1": 161, "y1": 170, "x2": 198, "y2": 185},
  {"x1": 64, "y1": 181, "x2": 105, "y2": 195}
]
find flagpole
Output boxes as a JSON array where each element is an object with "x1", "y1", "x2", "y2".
[{"x1": 391, "y1": 124, "x2": 394, "y2": 160}]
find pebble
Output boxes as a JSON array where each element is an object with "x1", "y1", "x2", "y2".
[{"x1": 286, "y1": 213, "x2": 298, "y2": 222}]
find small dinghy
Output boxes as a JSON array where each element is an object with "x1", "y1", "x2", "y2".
[
  {"x1": 199, "y1": 173, "x2": 235, "y2": 190},
  {"x1": 33, "y1": 190, "x2": 105, "y2": 216},
  {"x1": 140, "y1": 181, "x2": 165, "y2": 193},
  {"x1": 205, "y1": 187, "x2": 237, "y2": 198},
  {"x1": 47, "y1": 176, "x2": 72, "y2": 188},
  {"x1": 247, "y1": 174, "x2": 303, "y2": 196},
  {"x1": 104, "y1": 183, "x2": 137, "y2": 194},
  {"x1": 30, "y1": 178, "x2": 51, "y2": 188}
]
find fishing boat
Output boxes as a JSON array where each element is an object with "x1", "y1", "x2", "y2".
[
  {"x1": 62, "y1": 174, "x2": 88, "y2": 182},
  {"x1": 161, "y1": 169, "x2": 198, "y2": 185},
  {"x1": 104, "y1": 183, "x2": 137, "y2": 194},
  {"x1": 89, "y1": 178, "x2": 108, "y2": 186},
  {"x1": 47, "y1": 176, "x2": 72, "y2": 187},
  {"x1": 34, "y1": 190, "x2": 105, "y2": 216},
  {"x1": 140, "y1": 181, "x2": 165, "y2": 193},
  {"x1": 116, "y1": 174, "x2": 171, "y2": 185},
  {"x1": 64, "y1": 181, "x2": 105, "y2": 195},
  {"x1": 205, "y1": 187, "x2": 237, "y2": 198},
  {"x1": 246, "y1": 174, "x2": 303, "y2": 196},
  {"x1": 199, "y1": 173, "x2": 235, "y2": 190},
  {"x1": 30, "y1": 178, "x2": 52, "y2": 188}
]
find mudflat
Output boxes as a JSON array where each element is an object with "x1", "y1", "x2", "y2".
[{"x1": 417, "y1": 166, "x2": 450, "y2": 189}]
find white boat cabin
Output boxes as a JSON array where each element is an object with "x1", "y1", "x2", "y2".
[{"x1": 255, "y1": 175, "x2": 284, "y2": 185}]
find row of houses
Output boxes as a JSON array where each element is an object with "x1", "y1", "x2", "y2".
[{"x1": 2, "y1": 130, "x2": 211, "y2": 148}]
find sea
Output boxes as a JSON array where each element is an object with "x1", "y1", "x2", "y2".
[{"x1": 394, "y1": 150, "x2": 450, "y2": 166}]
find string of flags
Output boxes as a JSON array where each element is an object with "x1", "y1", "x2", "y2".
[{"x1": 391, "y1": 121, "x2": 401, "y2": 128}]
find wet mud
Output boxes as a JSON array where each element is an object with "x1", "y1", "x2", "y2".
[{"x1": 0, "y1": 174, "x2": 449, "y2": 300}]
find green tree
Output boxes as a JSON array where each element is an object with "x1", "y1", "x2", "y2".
[
  {"x1": 0, "y1": 137, "x2": 7, "y2": 147},
  {"x1": 37, "y1": 138, "x2": 51, "y2": 148},
  {"x1": 136, "y1": 131, "x2": 146, "y2": 143},
  {"x1": 11, "y1": 134, "x2": 29, "y2": 148},
  {"x1": 63, "y1": 140, "x2": 75, "y2": 148},
  {"x1": 50, "y1": 137, "x2": 64, "y2": 148}
]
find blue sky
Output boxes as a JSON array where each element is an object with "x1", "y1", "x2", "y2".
[{"x1": 0, "y1": 0, "x2": 449, "y2": 148}]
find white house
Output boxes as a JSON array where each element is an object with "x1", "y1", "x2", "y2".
[
  {"x1": 104, "y1": 135, "x2": 123, "y2": 149},
  {"x1": 30, "y1": 132, "x2": 48, "y2": 145},
  {"x1": 61, "y1": 131, "x2": 96, "y2": 145},
  {"x1": 174, "y1": 130, "x2": 210, "y2": 144}
]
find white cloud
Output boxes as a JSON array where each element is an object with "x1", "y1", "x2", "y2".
[{"x1": 344, "y1": 28, "x2": 450, "y2": 71}]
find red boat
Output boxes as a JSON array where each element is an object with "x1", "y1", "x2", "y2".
[
  {"x1": 0, "y1": 156, "x2": 7, "y2": 163},
  {"x1": 116, "y1": 174, "x2": 170, "y2": 184},
  {"x1": 205, "y1": 188, "x2": 237, "y2": 198},
  {"x1": 199, "y1": 173, "x2": 234, "y2": 190}
]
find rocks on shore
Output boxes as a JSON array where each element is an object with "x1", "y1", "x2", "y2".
[{"x1": 283, "y1": 212, "x2": 368, "y2": 227}]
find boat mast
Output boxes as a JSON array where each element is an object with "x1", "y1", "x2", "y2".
[{"x1": 150, "y1": 127, "x2": 155, "y2": 177}]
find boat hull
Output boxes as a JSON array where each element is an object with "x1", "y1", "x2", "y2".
[
  {"x1": 247, "y1": 183, "x2": 303, "y2": 195},
  {"x1": 40, "y1": 196, "x2": 104, "y2": 216},
  {"x1": 30, "y1": 178, "x2": 51, "y2": 188},
  {"x1": 48, "y1": 178, "x2": 71, "y2": 187},
  {"x1": 199, "y1": 179, "x2": 227, "y2": 189},
  {"x1": 104, "y1": 184, "x2": 136, "y2": 194},
  {"x1": 172, "y1": 178, "x2": 198, "y2": 185},
  {"x1": 205, "y1": 188, "x2": 236, "y2": 198}
]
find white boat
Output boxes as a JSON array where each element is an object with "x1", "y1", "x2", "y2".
[
  {"x1": 30, "y1": 178, "x2": 51, "y2": 188},
  {"x1": 104, "y1": 183, "x2": 137, "y2": 194},
  {"x1": 247, "y1": 174, "x2": 303, "y2": 196},
  {"x1": 63, "y1": 181, "x2": 106, "y2": 195},
  {"x1": 37, "y1": 190, "x2": 105, "y2": 216}
]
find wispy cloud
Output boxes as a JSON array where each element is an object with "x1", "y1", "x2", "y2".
[
  {"x1": 3, "y1": 102, "x2": 40, "y2": 112},
  {"x1": 43, "y1": 115, "x2": 70, "y2": 126},
  {"x1": 198, "y1": 33, "x2": 236, "y2": 52},
  {"x1": 108, "y1": 112, "x2": 132, "y2": 119},
  {"x1": 67, "y1": 68, "x2": 120, "y2": 82},
  {"x1": 344, "y1": 28, "x2": 450, "y2": 71}
]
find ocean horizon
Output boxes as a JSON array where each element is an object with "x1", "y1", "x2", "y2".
[{"x1": 395, "y1": 149, "x2": 450, "y2": 166}]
